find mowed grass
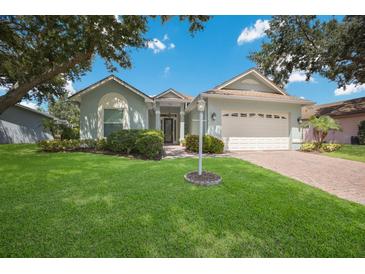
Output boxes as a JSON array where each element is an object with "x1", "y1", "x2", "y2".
[
  {"x1": 323, "y1": 144, "x2": 365, "y2": 163},
  {"x1": 0, "y1": 145, "x2": 364, "y2": 258}
]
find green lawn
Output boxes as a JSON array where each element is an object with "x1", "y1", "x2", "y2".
[
  {"x1": 0, "y1": 145, "x2": 364, "y2": 257},
  {"x1": 324, "y1": 144, "x2": 365, "y2": 163}
]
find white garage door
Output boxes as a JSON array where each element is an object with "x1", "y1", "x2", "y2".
[{"x1": 222, "y1": 111, "x2": 290, "y2": 150}]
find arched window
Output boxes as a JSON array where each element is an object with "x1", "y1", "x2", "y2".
[{"x1": 97, "y1": 92, "x2": 129, "y2": 138}]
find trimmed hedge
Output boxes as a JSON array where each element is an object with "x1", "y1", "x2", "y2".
[
  {"x1": 38, "y1": 129, "x2": 164, "y2": 160},
  {"x1": 135, "y1": 131, "x2": 164, "y2": 160},
  {"x1": 106, "y1": 129, "x2": 141, "y2": 154},
  {"x1": 185, "y1": 134, "x2": 224, "y2": 154},
  {"x1": 38, "y1": 139, "x2": 106, "y2": 152},
  {"x1": 106, "y1": 129, "x2": 163, "y2": 158}
]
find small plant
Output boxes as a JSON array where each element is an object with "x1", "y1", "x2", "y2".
[
  {"x1": 301, "y1": 115, "x2": 342, "y2": 150},
  {"x1": 320, "y1": 143, "x2": 342, "y2": 152},
  {"x1": 358, "y1": 120, "x2": 365, "y2": 145},
  {"x1": 300, "y1": 142, "x2": 317, "y2": 152}
]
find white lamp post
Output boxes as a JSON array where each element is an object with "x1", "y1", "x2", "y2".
[{"x1": 197, "y1": 98, "x2": 206, "y2": 176}]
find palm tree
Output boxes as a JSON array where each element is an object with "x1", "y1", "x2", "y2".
[{"x1": 302, "y1": 115, "x2": 342, "y2": 149}]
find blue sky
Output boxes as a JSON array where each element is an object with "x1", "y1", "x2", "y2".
[
  {"x1": 4, "y1": 15, "x2": 365, "y2": 109},
  {"x1": 72, "y1": 15, "x2": 365, "y2": 105}
]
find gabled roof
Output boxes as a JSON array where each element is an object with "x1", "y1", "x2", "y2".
[
  {"x1": 153, "y1": 88, "x2": 193, "y2": 102},
  {"x1": 302, "y1": 96, "x2": 365, "y2": 119},
  {"x1": 14, "y1": 104, "x2": 56, "y2": 119},
  {"x1": 214, "y1": 68, "x2": 287, "y2": 95},
  {"x1": 69, "y1": 75, "x2": 153, "y2": 102},
  {"x1": 203, "y1": 89, "x2": 313, "y2": 105}
]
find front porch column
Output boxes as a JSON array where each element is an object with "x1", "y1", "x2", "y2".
[
  {"x1": 155, "y1": 102, "x2": 161, "y2": 130},
  {"x1": 179, "y1": 103, "x2": 185, "y2": 143}
]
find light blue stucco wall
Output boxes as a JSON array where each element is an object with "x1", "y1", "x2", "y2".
[
  {"x1": 79, "y1": 80, "x2": 149, "y2": 139},
  {"x1": 0, "y1": 106, "x2": 53, "y2": 144},
  {"x1": 205, "y1": 97, "x2": 303, "y2": 150}
]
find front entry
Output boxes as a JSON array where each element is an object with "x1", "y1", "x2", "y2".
[{"x1": 163, "y1": 118, "x2": 174, "y2": 143}]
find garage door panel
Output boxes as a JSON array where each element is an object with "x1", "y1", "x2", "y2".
[
  {"x1": 222, "y1": 111, "x2": 290, "y2": 150},
  {"x1": 223, "y1": 137, "x2": 290, "y2": 150}
]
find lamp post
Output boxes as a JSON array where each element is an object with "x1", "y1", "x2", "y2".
[{"x1": 197, "y1": 98, "x2": 206, "y2": 176}]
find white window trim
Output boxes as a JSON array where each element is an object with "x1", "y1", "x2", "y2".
[{"x1": 97, "y1": 92, "x2": 129, "y2": 138}]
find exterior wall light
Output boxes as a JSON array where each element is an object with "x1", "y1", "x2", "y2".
[{"x1": 211, "y1": 112, "x2": 216, "y2": 121}]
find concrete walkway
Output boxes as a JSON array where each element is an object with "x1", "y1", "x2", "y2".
[
  {"x1": 230, "y1": 150, "x2": 365, "y2": 205},
  {"x1": 163, "y1": 145, "x2": 195, "y2": 159}
]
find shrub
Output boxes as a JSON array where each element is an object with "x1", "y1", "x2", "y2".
[
  {"x1": 300, "y1": 142, "x2": 342, "y2": 152},
  {"x1": 135, "y1": 131, "x2": 164, "y2": 160},
  {"x1": 38, "y1": 139, "x2": 80, "y2": 152},
  {"x1": 185, "y1": 134, "x2": 224, "y2": 154},
  {"x1": 95, "y1": 138, "x2": 107, "y2": 150},
  {"x1": 208, "y1": 135, "x2": 224, "y2": 153},
  {"x1": 300, "y1": 142, "x2": 317, "y2": 152},
  {"x1": 185, "y1": 134, "x2": 199, "y2": 152},
  {"x1": 358, "y1": 120, "x2": 365, "y2": 145},
  {"x1": 106, "y1": 129, "x2": 164, "y2": 157},
  {"x1": 106, "y1": 129, "x2": 140, "y2": 154},
  {"x1": 80, "y1": 139, "x2": 97, "y2": 149},
  {"x1": 38, "y1": 129, "x2": 164, "y2": 159},
  {"x1": 320, "y1": 143, "x2": 342, "y2": 152}
]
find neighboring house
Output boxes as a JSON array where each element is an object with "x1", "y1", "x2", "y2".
[
  {"x1": 0, "y1": 104, "x2": 55, "y2": 144},
  {"x1": 302, "y1": 96, "x2": 365, "y2": 144},
  {"x1": 70, "y1": 68, "x2": 313, "y2": 150}
]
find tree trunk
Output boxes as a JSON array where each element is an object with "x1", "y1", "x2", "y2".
[{"x1": 0, "y1": 51, "x2": 93, "y2": 114}]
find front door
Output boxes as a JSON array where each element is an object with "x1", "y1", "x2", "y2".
[{"x1": 163, "y1": 118, "x2": 173, "y2": 143}]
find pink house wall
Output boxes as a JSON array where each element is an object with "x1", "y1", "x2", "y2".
[{"x1": 304, "y1": 114, "x2": 365, "y2": 144}]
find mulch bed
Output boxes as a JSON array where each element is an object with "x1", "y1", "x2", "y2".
[{"x1": 184, "y1": 171, "x2": 222, "y2": 186}]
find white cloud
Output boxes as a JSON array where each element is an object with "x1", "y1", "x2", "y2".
[
  {"x1": 20, "y1": 100, "x2": 38, "y2": 110},
  {"x1": 334, "y1": 83, "x2": 365, "y2": 96},
  {"x1": 237, "y1": 19, "x2": 270, "y2": 45},
  {"x1": 163, "y1": 66, "x2": 171, "y2": 77},
  {"x1": 147, "y1": 35, "x2": 176, "y2": 54},
  {"x1": 64, "y1": 80, "x2": 75, "y2": 95},
  {"x1": 288, "y1": 70, "x2": 316, "y2": 83},
  {"x1": 147, "y1": 38, "x2": 167, "y2": 54}
]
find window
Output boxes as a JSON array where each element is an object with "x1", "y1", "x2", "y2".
[
  {"x1": 222, "y1": 113, "x2": 229, "y2": 117},
  {"x1": 104, "y1": 109, "x2": 124, "y2": 137},
  {"x1": 240, "y1": 113, "x2": 247, "y2": 117},
  {"x1": 266, "y1": 114, "x2": 272, "y2": 118},
  {"x1": 258, "y1": 113, "x2": 264, "y2": 118},
  {"x1": 274, "y1": 115, "x2": 280, "y2": 119},
  {"x1": 249, "y1": 113, "x2": 256, "y2": 117},
  {"x1": 231, "y1": 113, "x2": 239, "y2": 117},
  {"x1": 281, "y1": 116, "x2": 287, "y2": 119}
]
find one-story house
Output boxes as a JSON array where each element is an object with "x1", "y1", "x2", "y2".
[
  {"x1": 0, "y1": 104, "x2": 55, "y2": 144},
  {"x1": 302, "y1": 96, "x2": 365, "y2": 144},
  {"x1": 70, "y1": 68, "x2": 313, "y2": 150}
]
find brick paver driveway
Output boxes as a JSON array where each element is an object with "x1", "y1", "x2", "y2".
[{"x1": 230, "y1": 150, "x2": 365, "y2": 205}]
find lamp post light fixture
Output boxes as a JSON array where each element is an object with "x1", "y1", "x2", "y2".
[
  {"x1": 184, "y1": 97, "x2": 221, "y2": 186},
  {"x1": 197, "y1": 99, "x2": 205, "y2": 176}
]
